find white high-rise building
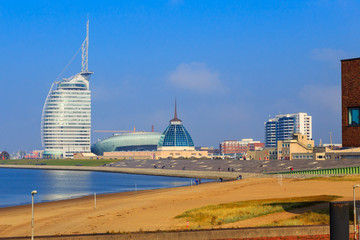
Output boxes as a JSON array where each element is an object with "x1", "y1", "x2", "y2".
[
  {"x1": 41, "y1": 21, "x2": 93, "y2": 158},
  {"x1": 264, "y1": 112, "x2": 312, "y2": 148}
]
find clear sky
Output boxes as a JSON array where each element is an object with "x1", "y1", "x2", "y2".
[{"x1": 0, "y1": 0, "x2": 359, "y2": 153}]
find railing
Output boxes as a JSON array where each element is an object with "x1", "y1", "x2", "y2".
[{"x1": 267, "y1": 166, "x2": 360, "y2": 175}]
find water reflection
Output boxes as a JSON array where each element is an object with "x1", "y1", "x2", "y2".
[
  {"x1": 43, "y1": 170, "x2": 92, "y2": 201},
  {"x1": 0, "y1": 168, "x2": 211, "y2": 208},
  {"x1": 43, "y1": 193, "x2": 91, "y2": 201}
]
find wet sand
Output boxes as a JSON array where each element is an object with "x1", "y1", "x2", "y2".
[{"x1": 0, "y1": 177, "x2": 357, "y2": 237}]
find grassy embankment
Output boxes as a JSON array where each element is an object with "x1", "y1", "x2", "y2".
[
  {"x1": 175, "y1": 195, "x2": 339, "y2": 228},
  {"x1": 0, "y1": 158, "x2": 116, "y2": 166},
  {"x1": 299, "y1": 175, "x2": 360, "y2": 182}
]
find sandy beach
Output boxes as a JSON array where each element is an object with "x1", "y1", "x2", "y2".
[{"x1": 0, "y1": 177, "x2": 358, "y2": 237}]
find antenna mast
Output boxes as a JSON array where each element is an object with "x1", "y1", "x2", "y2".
[{"x1": 81, "y1": 20, "x2": 89, "y2": 72}]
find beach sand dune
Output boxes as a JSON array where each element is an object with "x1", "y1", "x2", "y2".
[{"x1": 0, "y1": 177, "x2": 357, "y2": 237}]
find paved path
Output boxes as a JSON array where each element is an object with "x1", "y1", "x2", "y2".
[
  {"x1": 105, "y1": 158, "x2": 360, "y2": 174},
  {"x1": 2, "y1": 158, "x2": 360, "y2": 180}
]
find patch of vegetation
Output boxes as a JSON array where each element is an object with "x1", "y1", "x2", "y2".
[
  {"x1": 262, "y1": 208, "x2": 330, "y2": 227},
  {"x1": 175, "y1": 195, "x2": 339, "y2": 228},
  {"x1": 0, "y1": 158, "x2": 116, "y2": 166}
]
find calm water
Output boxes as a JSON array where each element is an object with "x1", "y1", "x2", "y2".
[{"x1": 0, "y1": 168, "x2": 203, "y2": 208}]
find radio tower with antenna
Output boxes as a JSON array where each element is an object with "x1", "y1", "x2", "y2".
[{"x1": 82, "y1": 20, "x2": 89, "y2": 73}]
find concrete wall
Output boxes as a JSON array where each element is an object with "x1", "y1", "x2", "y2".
[{"x1": 0, "y1": 226, "x2": 334, "y2": 240}]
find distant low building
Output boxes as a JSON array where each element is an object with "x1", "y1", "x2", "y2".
[
  {"x1": 247, "y1": 133, "x2": 314, "y2": 161},
  {"x1": 196, "y1": 147, "x2": 220, "y2": 155},
  {"x1": 220, "y1": 139, "x2": 264, "y2": 155},
  {"x1": 325, "y1": 147, "x2": 360, "y2": 160},
  {"x1": 74, "y1": 152, "x2": 97, "y2": 159},
  {"x1": 277, "y1": 133, "x2": 314, "y2": 160},
  {"x1": 24, "y1": 150, "x2": 44, "y2": 159},
  {"x1": 247, "y1": 147, "x2": 276, "y2": 160}
]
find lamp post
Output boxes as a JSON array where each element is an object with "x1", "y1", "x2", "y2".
[
  {"x1": 354, "y1": 185, "x2": 359, "y2": 240},
  {"x1": 31, "y1": 190, "x2": 37, "y2": 240}
]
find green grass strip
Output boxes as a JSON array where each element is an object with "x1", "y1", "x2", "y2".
[{"x1": 175, "y1": 195, "x2": 339, "y2": 227}]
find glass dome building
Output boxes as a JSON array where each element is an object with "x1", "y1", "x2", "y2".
[{"x1": 157, "y1": 102, "x2": 195, "y2": 151}]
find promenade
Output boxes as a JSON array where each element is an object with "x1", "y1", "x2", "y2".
[
  {"x1": 2, "y1": 158, "x2": 360, "y2": 181},
  {"x1": 103, "y1": 158, "x2": 360, "y2": 174}
]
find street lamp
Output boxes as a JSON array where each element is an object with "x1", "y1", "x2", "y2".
[
  {"x1": 31, "y1": 190, "x2": 37, "y2": 240},
  {"x1": 354, "y1": 185, "x2": 359, "y2": 240}
]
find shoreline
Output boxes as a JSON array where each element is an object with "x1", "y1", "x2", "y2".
[
  {"x1": 0, "y1": 183, "x2": 193, "y2": 210},
  {"x1": 0, "y1": 166, "x2": 230, "y2": 209},
  {"x1": 0, "y1": 180, "x2": 216, "y2": 210},
  {"x1": 0, "y1": 164, "x2": 255, "y2": 180},
  {"x1": 0, "y1": 176, "x2": 357, "y2": 237}
]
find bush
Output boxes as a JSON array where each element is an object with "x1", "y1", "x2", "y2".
[{"x1": 0, "y1": 151, "x2": 10, "y2": 160}]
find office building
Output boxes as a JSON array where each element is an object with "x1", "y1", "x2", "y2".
[
  {"x1": 341, "y1": 57, "x2": 360, "y2": 147},
  {"x1": 41, "y1": 21, "x2": 93, "y2": 158},
  {"x1": 265, "y1": 113, "x2": 312, "y2": 147}
]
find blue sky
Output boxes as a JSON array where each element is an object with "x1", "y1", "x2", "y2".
[{"x1": 0, "y1": 0, "x2": 358, "y2": 153}]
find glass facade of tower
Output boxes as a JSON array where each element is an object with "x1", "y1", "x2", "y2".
[
  {"x1": 42, "y1": 73, "x2": 91, "y2": 158},
  {"x1": 264, "y1": 113, "x2": 312, "y2": 148},
  {"x1": 265, "y1": 116, "x2": 295, "y2": 148},
  {"x1": 276, "y1": 116, "x2": 295, "y2": 142},
  {"x1": 265, "y1": 121, "x2": 277, "y2": 148}
]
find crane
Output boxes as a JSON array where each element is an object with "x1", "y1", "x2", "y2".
[{"x1": 94, "y1": 126, "x2": 136, "y2": 133}]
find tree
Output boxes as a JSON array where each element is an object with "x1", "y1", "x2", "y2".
[{"x1": 0, "y1": 151, "x2": 10, "y2": 160}]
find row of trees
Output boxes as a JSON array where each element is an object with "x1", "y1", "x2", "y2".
[{"x1": 0, "y1": 151, "x2": 10, "y2": 160}]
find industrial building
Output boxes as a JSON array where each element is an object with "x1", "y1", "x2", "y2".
[
  {"x1": 264, "y1": 113, "x2": 312, "y2": 147},
  {"x1": 41, "y1": 21, "x2": 92, "y2": 158}
]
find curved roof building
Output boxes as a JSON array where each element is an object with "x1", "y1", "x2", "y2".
[
  {"x1": 91, "y1": 132, "x2": 162, "y2": 155},
  {"x1": 157, "y1": 101, "x2": 195, "y2": 151},
  {"x1": 41, "y1": 21, "x2": 92, "y2": 158}
]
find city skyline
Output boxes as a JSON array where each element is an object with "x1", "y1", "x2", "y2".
[{"x1": 0, "y1": 0, "x2": 357, "y2": 153}]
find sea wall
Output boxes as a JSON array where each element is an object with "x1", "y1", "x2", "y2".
[{"x1": 0, "y1": 165, "x2": 258, "y2": 180}]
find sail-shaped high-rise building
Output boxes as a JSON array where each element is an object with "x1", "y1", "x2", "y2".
[{"x1": 41, "y1": 21, "x2": 93, "y2": 158}]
